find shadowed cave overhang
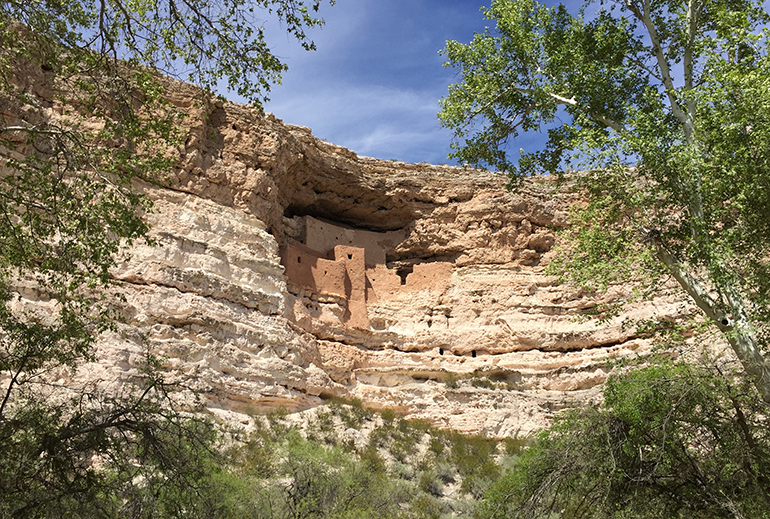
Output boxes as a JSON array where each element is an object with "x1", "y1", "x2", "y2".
[{"x1": 277, "y1": 158, "x2": 417, "y2": 233}]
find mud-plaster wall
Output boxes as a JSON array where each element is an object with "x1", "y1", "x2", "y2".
[
  {"x1": 364, "y1": 265, "x2": 401, "y2": 304},
  {"x1": 283, "y1": 217, "x2": 452, "y2": 329},
  {"x1": 283, "y1": 242, "x2": 347, "y2": 299},
  {"x1": 332, "y1": 245, "x2": 368, "y2": 329},
  {"x1": 405, "y1": 263, "x2": 453, "y2": 292},
  {"x1": 305, "y1": 216, "x2": 406, "y2": 267},
  {"x1": 283, "y1": 241, "x2": 369, "y2": 328}
]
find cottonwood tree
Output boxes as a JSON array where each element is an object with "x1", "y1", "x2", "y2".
[
  {"x1": 439, "y1": 0, "x2": 770, "y2": 402},
  {"x1": 0, "y1": 0, "x2": 332, "y2": 516}
]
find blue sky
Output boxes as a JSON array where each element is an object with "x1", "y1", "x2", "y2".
[{"x1": 257, "y1": 0, "x2": 500, "y2": 164}]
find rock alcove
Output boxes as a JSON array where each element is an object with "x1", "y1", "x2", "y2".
[{"x1": 280, "y1": 214, "x2": 453, "y2": 331}]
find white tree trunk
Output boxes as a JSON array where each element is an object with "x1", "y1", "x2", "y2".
[{"x1": 653, "y1": 238, "x2": 770, "y2": 404}]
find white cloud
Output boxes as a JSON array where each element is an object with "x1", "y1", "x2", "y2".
[
  {"x1": 248, "y1": 1, "x2": 503, "y2": 164},
  {"x1": 266, "y1": 82, "x2": 453, "y2": 163}
]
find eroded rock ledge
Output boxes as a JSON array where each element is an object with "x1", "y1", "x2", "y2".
[{"x1": 7, "y1": 72, "x2": 690, "y2": 436}]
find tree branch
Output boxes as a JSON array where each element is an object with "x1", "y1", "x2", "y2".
[
  {"x1": 624, "y1": 0, "x2": 693, "y2": 139},
  {"x1": 542, "y1": 91, "x2": 626, "y2": 132}
]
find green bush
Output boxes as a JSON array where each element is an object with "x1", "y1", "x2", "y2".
[
  {"x1": 381, "y1": 408, "x2": 397, "y2": 423},
  {"x1": 359, "y1": 445, "x2": 388, "y2": 477},
  {"x1": 501, "y1": 436, "x2": 527, "y2": 456},
  {"x1": 418, "y1": 470, "x2": 443, "y2": 497},
  {"x1": 331, "y1": 398, "x2": 374, "y2": 429},
  {"x1": 429, "y1": 437, "x2": 446, "y2": 456},
  {"x1": 411, "y1": 495, "x2": 442, "y2": 519},
  {"x1": 447, "y1": 432, "x2": 501, "y2": 498},
  {"x1": 199, "y1": 403, "x2": 502, "y2": 518},
  {"x1": 479, "y1": 362, "x2": 770, "y2": 518},
  {"x1": 470, "y1": 376, "x2": 496, "y2": 389},
  {"x1": 225, "y1": 430, "x2": 412, "y2": 519}
]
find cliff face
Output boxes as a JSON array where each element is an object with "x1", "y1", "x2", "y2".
[{"x1": 6, "y1": 76, "x2": 689, "y2": 436}]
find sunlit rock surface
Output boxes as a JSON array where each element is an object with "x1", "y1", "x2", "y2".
[{"x1": 7, "y1": 74, "x2": 691, "y2": 436}]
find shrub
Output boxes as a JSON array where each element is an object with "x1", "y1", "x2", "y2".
[
  {"x1": 443, "y1": 431, "x2": 501, "y2": 498},
  {"x1": 470, "y1": 376, "x2": 496, "y2": 389},
  {"x1": 380, "y1": 408, "x2": 397, "y2": 423},
  {"x1": 479, "y1": 362, "x2": 770, "y2": 518},
  {"x1": 418, "y1": 470, "x2": 443, "y2": 497}
]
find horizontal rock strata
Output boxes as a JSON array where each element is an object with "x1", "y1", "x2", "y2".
[{"x1": 5, "y1": 71, "x2": 693, "y2": 436}]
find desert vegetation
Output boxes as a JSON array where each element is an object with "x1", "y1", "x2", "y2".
[
  {"x1": 3, "y1": 0, "x2": 770, "y2": 515},
  {"x1": 156, "y1": 400, "x2": 517, "y2": 518}
]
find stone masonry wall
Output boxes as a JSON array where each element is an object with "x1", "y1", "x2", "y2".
[{"x1": 282, "y1": 216, "x2": 453, "y2": 331}]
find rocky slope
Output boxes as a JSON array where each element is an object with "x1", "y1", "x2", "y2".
[{"x1": 5, "y1": 73, "x2": 691, "y2": 436}]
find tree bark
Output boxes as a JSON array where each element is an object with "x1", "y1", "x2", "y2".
[{"x1": 653, "y1": 237, "x2": 770, "y2": 405}]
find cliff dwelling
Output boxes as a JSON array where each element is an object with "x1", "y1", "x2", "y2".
[
  {"x1": 281, "y1": 215, "x2": 453, "y2": 330},
  {"x1": 0, "y1": 60, "x2": 695, "y2": 440}
]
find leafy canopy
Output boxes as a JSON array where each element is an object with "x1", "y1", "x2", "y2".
[
  {"x1": 439, "y1": 0, "x2": 770, "y2": 402},
  {"x1": 0, "y1": 0, "x2": 332, "y2": 516},
  {"x1": 1, "y1": 0, "x2": 332, "y2": 102}
]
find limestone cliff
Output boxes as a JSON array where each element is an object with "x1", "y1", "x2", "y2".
[{"x1": 5, "y1": 74, "x2": 691, "y2": 436}]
